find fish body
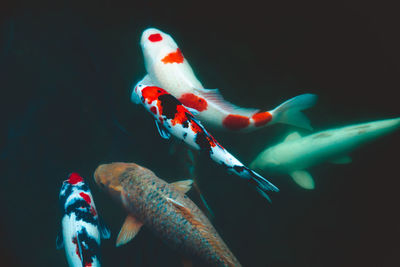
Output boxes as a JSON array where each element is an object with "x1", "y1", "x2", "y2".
[
  {"x1": 57, "y1": 173, "x2": 110, "y2": 267},
  {"x1": 132, "y1": 78, "x2": 278, "y2": 200},
  {"x1": 250, "y1": 117, "x2": 400, "y2": 189},
  {"x1": 139, "y1": 27, "x2": 317, "y2": 132},
  {"x1": 94, "y1": 162, "x2": 242, "y2": 267}
]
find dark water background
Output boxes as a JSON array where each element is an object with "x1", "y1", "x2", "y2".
[{"x1": 1, "y1": 1, "x2": 399, "y2": 266}]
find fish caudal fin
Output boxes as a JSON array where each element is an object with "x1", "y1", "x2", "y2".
[
  {"x1": 245, "y1": 168, "x2": 279, "y2": 202},
  {"x1": 270, "y1": 94, "x2": 317, "y2": 130}
]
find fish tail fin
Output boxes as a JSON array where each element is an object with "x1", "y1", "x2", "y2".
[
  {"x1": 245, "y1": 167, "x2": 279, "y2": 202},
  {"x1": 270, "y1": 94, "x2": 317, "y2": 130}
]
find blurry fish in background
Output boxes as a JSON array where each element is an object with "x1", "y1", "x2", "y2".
[
  {"x1": 94, "y1": 162, "x2": 242, "y2": 267},
  {"x1": 139, "y1": 27, "x2": 317, "y2": 132},
  {"x1": 57, "y1": 173, "x2": 110, "y2": 267},
  {"x1": 250, "y1": 117, "x2": 400, "y2": 189},
  {"x1": 132, "y1": 78, "x2": 278, "y2": 201}
]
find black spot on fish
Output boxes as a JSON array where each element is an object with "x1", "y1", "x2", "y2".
[
  {"x1": 75, "y1": 227, "x2": 101, "y2": 265},
  {"x1": 195, "y1": 131, "x2": 213, "y2": 155},
  {"x1": 158, "y1": 94, "x2": 181, "y2": 120},
  {"x1": 65, "y1": 200, "x2": 97, "y2": 225},
  {"x1": 183, "y1": 133, "x2": 187, "y2": 139},
  {"x1": 233, "y1": 165, "x2": 246, "y2": 173}
]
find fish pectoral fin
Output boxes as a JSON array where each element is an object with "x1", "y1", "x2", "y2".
[
  {"x1": 170, "y1": 179, "x2": 193, "y2": 193},
  {"x1": 56, "y1": 231, "x2": 63, "y2": 249},
  {"x1": 283, "y1": 132, "x2": 302, "y2": 142},
  {"x1": 116, "y1": 215, "x2": 143, "y2": 247},
  {"x1": 155, "y1": 120, "x2": 171, "y2": 139},
  {"x1": 330, "y1": 155, "x2": 352, "y2": 164},
  {"x1": 290, "y1": 170, "x2": 315, "y2": 190},
  {"x1": 98, "y1": 216, "x2": 111, "y2": 239}
]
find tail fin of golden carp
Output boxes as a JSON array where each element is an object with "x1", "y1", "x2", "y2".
[{"x1": 270, "y1": 93, "x2": 317, "y2": 130}]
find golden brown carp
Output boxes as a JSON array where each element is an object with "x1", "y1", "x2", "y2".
[{"x1": 94, "y1": 162, "x2": 241, "y2": 267}]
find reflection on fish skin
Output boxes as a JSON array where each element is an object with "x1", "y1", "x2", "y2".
[
  {"x1": 57, "y1": 173, "x2": 110, "y2": 267},
  {"x1": 94, "y1": 162, "x2": 242, "y2": 267},
  {"x1": 250, "y1": 117, "x2": 400, "y2": 189},
  {"x1": 139, "y1": 27, "x2": 317, "y2": 132}
]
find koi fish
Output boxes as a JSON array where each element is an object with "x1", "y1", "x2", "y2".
[
  {"x1": 94, "y1": 162, "x2": 242, "y2": 267},
  {"x1": 139, "y1": 27, "x2": 317, "y2": 132},
  {"x1": 131, "y1": 78, "x2": 278, "y2": 201},
  {"x1": 57, "y1": 173, "x2": 110, "y2": 267},
  {"x1": 250, "y1": 117, "x2": 400, "y2": 189}
]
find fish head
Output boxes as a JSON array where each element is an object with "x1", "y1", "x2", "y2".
[
  {"x1": 94, "y1": 163, "x2": 128, "y2": 202},
  {"x1": 131, "y1": 80, "x2": 145, "y2": 104},
  {"x1": 60, "y1": 172, "x2": 84, "y2": 192},
  {"x1": 250, "y1": 148, "x2": 282, "y2": 171},
  {"x1": 140, "y1": 28, "x2": 180, "y2": 67}
]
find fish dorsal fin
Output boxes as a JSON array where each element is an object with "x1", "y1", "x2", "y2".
[
  {"x1": 330, "y1": 155, "x2": 352, "y2": 164},
  {"x1": 290, "y1": 170, "x2": 315, "y2": 189},
  {"x1": 170, "y1": 179, "x2": 193, "y2": 193},
  {"x1": 193, "y1": 87, "x2": 259, "y2": 116},
  {"x1": 165, "y1": 197, "x2": 205, "y2": 229},
  {"x1": 155, "y1": 120, "x2": 171, "y2": 139},
  {"x1": 76, "y1": 234, "x2": 84, "y2": 266},
  {"x1": 284, "y1": 132, "x2": 302, "y2": 142},
  {"x1": 183, "y1": 106, "x2": 200, "y2": 115},
  {"x1": 116, "y1": 215, "x2": 144, "y2": 247},
  {"x1": 56, "y1": 231, "x2": 63, "y2": 249}
]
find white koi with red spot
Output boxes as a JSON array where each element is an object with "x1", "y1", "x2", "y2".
[
  {"x1": 139, "y1": 27, "x2": 317, "y2": 132},
  {"x1": 57, "y1": 173, "x2": 110, "y2": 267},
  {"x1": 132, "y1": 78, "x2": 279, "y2": 201}
]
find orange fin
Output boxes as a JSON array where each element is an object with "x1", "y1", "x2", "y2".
[
  {"x1": 166, "y1": 197, "x2": 205, "y2": 229},
  {"x1": 170, "y1": 179, "x2": 193, "y2": 193},
  {"x1": 116, "y1": 215, "x2": 143, "y2": 247}
]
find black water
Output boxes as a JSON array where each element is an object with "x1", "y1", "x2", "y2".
[{"x1": 1, "y1": 1, "x2": 399, "y2": 266}]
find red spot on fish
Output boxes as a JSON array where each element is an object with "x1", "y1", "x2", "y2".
[
  {"x1": 148, "y1": 33, "x2": 162, "y2": 42},
  {"x1": 179, "y1": 93, "x2": 208, "y2": 111},
  {"x1": 85, "y1": 263, "x2": 92, "y2": 267},
  {"x1": 68, "y1": 173, "x2": 83, "y2": 184},
  {"x1": 72, "y1": 236, "x2": 81, "y2": 260},
  {"x1": 161, "y1": 48, "x2": 184, "y2": 64},
  {"x1": 170, "y1": 105, "x2": 189, "y2": 126},
  {"x1": 142, "y1": 86, "x2": 168, "y2": 104},
  {"x1": 90, "y1": 206, "x2": 97, "y2": 217},
  {"x1": 222, "y1": 114, "x2": 250, "y2": 130},
  {"x1": 252, "y1": 111, "x2": 272, "y2": 127},
  {"x1": 189, "y1": 120, "x2": 219, "y2": 148},
  {"x1": 79, "y1": 192, "x2": 91, "y2": 204},
  {"x1": 190, "y1": 120, "x2": 203, "y2": 134},
  {"x1": 150, "y1": 106, "x2": 157, "y2": 115}
]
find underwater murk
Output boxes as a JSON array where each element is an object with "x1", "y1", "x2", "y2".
[{"x1": 1, "y1": 1, "x2": 399, "y2": 266}]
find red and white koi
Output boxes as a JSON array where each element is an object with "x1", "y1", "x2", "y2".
[
  {"x1": 131, "y1": 78, "x2": 279, "y2": 201},
  {"x1": 57, "y1": 173, "x2": 110, "y2": 267},
  {"x1": 139, "y1": 27, "x2": 317, "y2": 132}
]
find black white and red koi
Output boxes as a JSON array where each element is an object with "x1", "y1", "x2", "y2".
[
  {"x1": 139, "y1": 27, "x2": 317, "y2": 132},
  {"x1": 132, "y1": 78, "x2": 279, "y2": 200},
  {"x1": 57, "y1": 173, "x2": 110, "y2": 267}
]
